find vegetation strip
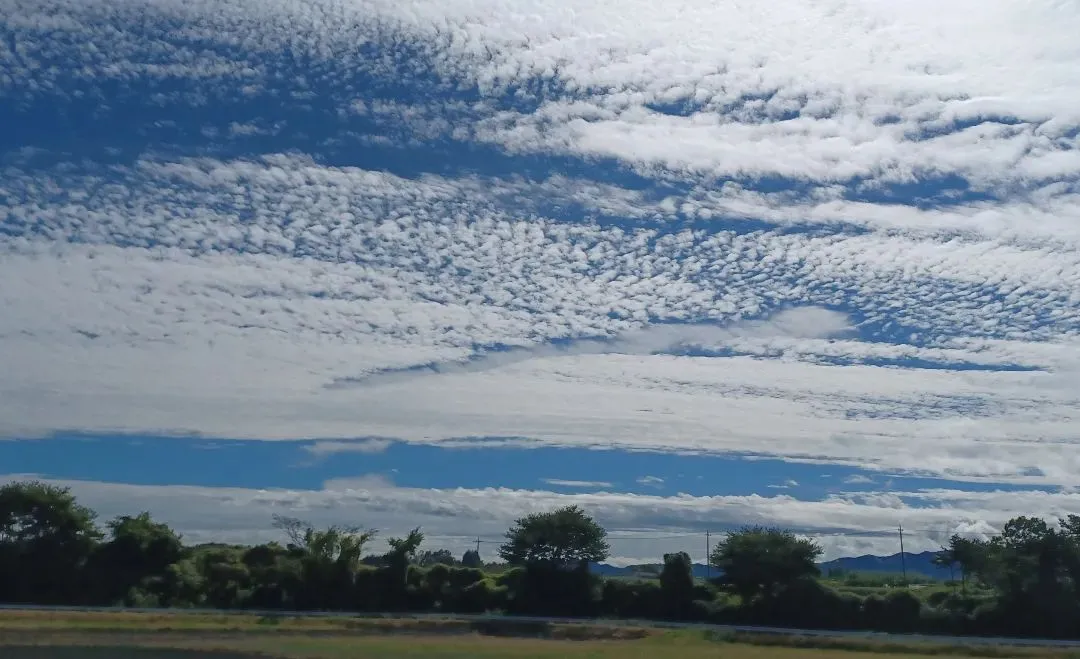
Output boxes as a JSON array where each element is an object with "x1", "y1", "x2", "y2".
[{"x1": 4, "y1": 480, "x2": 1080, "y2": 641}]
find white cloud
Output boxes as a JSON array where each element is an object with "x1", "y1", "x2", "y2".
[
  {"x1": 305, "y1": 439, "x2": 395, "y2": 457},
  {"x1": 637, "y1": 476, "x2": 665, "y2": 488},
  {"x1": 541, "y1": 479, "x2": 613, "y2": 489},
  {"x1": 844, "y1": 474, "x2": 875, "y2": 485},
  {"x1": 5, "y1": 473, "x2": 1073, "y2": 562},
  {"x1": 329, "y1": 305, "x2": 851, "y2": 388},
  {"x1": 2, "y1": 230, "x2": 1080, "y2": 483},
  {"x1": 1, "y1": 0, "x2": 1079, "y2": 494},
  {"x1": 323, "y1": 474, "x2": 397, "y2": 491},
  {"x1": 769, "y1": 479, "x2": 801, "y2": 490}
]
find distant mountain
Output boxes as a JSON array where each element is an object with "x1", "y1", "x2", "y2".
[
  {"x1": 588, "y1": 562, "x2": 714, "y2": 579},
  {"x1": 817, "y1": 551, "x2": 952, "y2": 580},
  {"x1": 590, "y1": 550, "x2": 951, "y2": 581}
]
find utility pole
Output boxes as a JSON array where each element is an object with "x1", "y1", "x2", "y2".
[
  {"x1": 476, "y1": 536, "x2": 481, "y2": 555},
  {"x1": 705, "y1": 531, "x2": 711, "y2": 580},
  {"x1": 898, "y1": 524, "x2": 907, "y2": 586}
]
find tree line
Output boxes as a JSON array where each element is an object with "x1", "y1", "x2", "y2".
[{"x1": 3, "y1": 480, "x2": 1080, "y2": 638}]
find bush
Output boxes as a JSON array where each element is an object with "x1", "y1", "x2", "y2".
[
  {"x1": 457, "y1": 578, "x2": 504, "y2": 613},
  {"x1": 499, "y1": 564, "x2": 599, "y2": 617},
  {"x1": 746, "y1": 578, "x2": 861, "y2": 629},
  {"x1": 881, "y1": 590, "x2": 922, "y2": 632},
  {"x1": 352, "y1": 566, "x2": 379, "y2": 611},
  {"x1": 690, "y1": 597, "x2": 733, "y2": 623},
  {"x1": 447, "y1": 566, "x2": 486, "y2": 590},
  {"x1": 598, "y1": 579, "x2": 662, "y2": 619},
  {"x1": 918, "y1": 604, "x2": 969, "y2": 635}
]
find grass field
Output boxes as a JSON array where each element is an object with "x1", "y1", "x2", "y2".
[
  {"x1": 1, "y1": 610, "x2": 1076, "y2": 659},
  {"x1": 1, "y1": 634, "x2": 1015, "y2": 659}
]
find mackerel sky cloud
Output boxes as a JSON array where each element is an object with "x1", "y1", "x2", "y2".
[{"x1": 2, "y1": 0, "x2": 1080, "y2": 561}]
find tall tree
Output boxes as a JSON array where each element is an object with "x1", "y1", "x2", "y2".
[
  {"x1": 417, "y1": 548, "x2": 456, "y2": 567},
  {"x1": 709, "y1": 527, "x2": 822, "y2": 603},
  {"x1": 0, "y1": 481, "x2": 101, "y2": 603},
  {"x1": 936, "y1": 534, "x2": 984, "y2": 595},
  {"x1": 382, "y1": 528, "x2": 425, "y2": 610},
  {"x1": 659, "y1": 551, "x2": 695, "y2": 619},
  {"x1": 498, "y1": 505, "x2": 610, "y2": 568},
  {"x1": 271, "y1": 514, "x2": 377, "y2": 610},
  {"x1": 981, "y1": 517, "x2": 1078, "y2": 636},
  {"x1": 461, "y1": 549, "x2": 483, "y2": 568},
  {"x1": 92, "y1": 512, "x2": 184, "y2": 605}
]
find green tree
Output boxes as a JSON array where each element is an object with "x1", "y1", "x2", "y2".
[
  {"x1": 936, "y1": 534, "x2": 985, "y2": 595},
  {"x1": 461, "y1": 549, "x2": 483, "y2": 568},
  {"x1": 243, "y1": 542, "x2": 301, "y2": 609},
  {"x1": 272, "y1": 514, "x2": 377, "y2": 610},
  {"x1": 0, "y1": 480, "x2": 101, "y2": 604},
  {"x1": 92, "y1": 512, "x2": 184, "y2": 605},
  {"x1": 498, "y1": 505, "x2": 610, "y2": 568},
  {"x1": 196, "y1": 546, "x2": 251, "y2": 609},
  {"x1": 381, "y1": 528, "x2": 425, "y2": 610},
  {"x1": 659, "y1": 551, "x2": 695, "y2": 619},
  {"x1": 709, "y1": 527, "x2": 822, "y2": 603},
  {"x1": 989, "y1": 517, "x2": 1078, "y2": 636},
  {"x1": 418, "y1": 548, "x2": 456, "y2": 567}
]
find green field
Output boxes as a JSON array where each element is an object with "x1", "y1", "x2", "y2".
[
  {"x1": 0, "y1": 610, "x2": 1073, "y2": 659},
  {"x1": 0, "y1": 636, "x2": 1010, "y2": 659}
]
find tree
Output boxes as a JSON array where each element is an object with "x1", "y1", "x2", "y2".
[
  {"x1": 93, "y1": 512, "x2": 184, "y2": 605},
  {"x1": 271, "y1": 514, "x2": 377, "y2": 610},
  {"x1": 709, "y1": 527, "x2": 822, "y2": 603},
  {"x1": 936, "y1": 534, "x2": 985, "y2": 595},
  {"x1": 461, "y1": 549, "x2": 483, "y2": 568},
  {"x1": 0, "y1": 481, "x2": 101, "y2": 603},
  {"x1": 381, "y1": 528, "x2": 425, "y2": 610},
  {"x1": 659, "y1": 551, "x2": 695, "y2": 619},
  {"x1": 271, "y1": 514, "x2": 376, "y2": 570},
  {"x1": 498, "y1": 505, "x2": 610, "y2": 568},
  {"x1": 418, "y1": 548, "x2": 456, "y2": 567},
  {"x1": 976, "y1": 516, "x2": 1079, "y2": 636},
  {"x1": 384, "y1": 527, "x2": 425, "y2": 582}
]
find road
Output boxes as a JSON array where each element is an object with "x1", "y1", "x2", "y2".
[{"x1": 3, "y1": 603, "x2": 1079, "y2": 648}]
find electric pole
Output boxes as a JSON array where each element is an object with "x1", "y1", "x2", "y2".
[
  {"x1": 705, "y1": 531, "x2": 711, "y2": 580},
  {"x1": 898, "y1": 524, "x2": 907, "y2": 586}
]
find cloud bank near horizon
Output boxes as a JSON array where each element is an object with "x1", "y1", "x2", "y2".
[{"x1": 0, "y1": 472, "x2": 1057, "y2": 564}]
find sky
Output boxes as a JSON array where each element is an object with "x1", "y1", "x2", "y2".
[{"x1": 2, "y1": 0, "x2": 1080, "y2": 565}]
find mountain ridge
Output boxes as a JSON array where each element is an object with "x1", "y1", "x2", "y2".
[{"x1": 589, "y1": 550, "x2": 951, "y2": 580}]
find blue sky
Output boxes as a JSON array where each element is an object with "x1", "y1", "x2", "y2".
[{"x1": 2, "y1": 0, "x2": 1080, "y2": 563}]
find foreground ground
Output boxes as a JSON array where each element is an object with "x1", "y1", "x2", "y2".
[{"x1": 1, "y1": 610, "x2": 1076, "y2": 659}]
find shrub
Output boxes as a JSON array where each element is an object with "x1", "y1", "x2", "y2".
[
  {"x1": 598, "y1": 579, "x2": 662, "y2": 619},
  {"x1": 881, "y1": 590, "x2": 922, "y2": 632},
  {"x1": 749, "y1": 578, "x2": 860, "y2": 629},
  {"x1": 457, "y1": 578, "x2": 504, "y2": 613},
  {"x1": 499, "y1": 564, "x2": 599, "y2": 617}
]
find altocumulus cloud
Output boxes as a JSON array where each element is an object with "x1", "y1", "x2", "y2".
[{"x1": 2, "y1": 0, "x2": 1080, "y2": 556}]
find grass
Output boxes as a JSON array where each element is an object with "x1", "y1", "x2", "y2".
[
  {"x1": 2, "y1": 610, "x2": 1077, "y2": 659},
  {"x1": 4, "y1": 633, "x2": 1051, "y2": 659}
]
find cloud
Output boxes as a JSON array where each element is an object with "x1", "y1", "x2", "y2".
[
  {"x1": 637, "y1": 476, "x2": 664, "y2": 488},
  {"x1": 327, "y1": 306, "x2": 852, "y2": 388},
  {"x1": 769, "y1": 479, "x2": 800, "y2": 490},
  {"x1": 323, "y1": 474, "x2": 396, "y2": 491},
  {"x1": 5, "y1": 473, "x2": 1073, "y2": 562},
  {"x1": 0, "y1": 0, "x2": 1078, "y2": 497},
  {"x1": 541, "y1": 479, "x2": 613, "y2": 489},
  {"x1": 843, "y1": 475, "x2": 875, "y2": 485},
  {"x1": 305, "y1": 439, "x2": 395, "y2": 457}
]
